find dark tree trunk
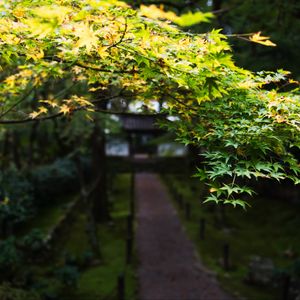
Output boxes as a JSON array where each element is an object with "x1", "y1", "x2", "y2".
[
  {"x1": 12, "y1": 131, "x2": 22, "y2": 169},
  {"x1": 85, "y1": 204, "x2": 102, "y2": 258},
  {"x1": 28, "y1": 122, "x2": 39, "y2": 168},
  {"x1": 1, "y1": 131, "x2": 10, "y2": 169},
  {"x1": 213, "y1": 0, "x2": 223, "y2": 27},
  {"x1": 52, "y1": 119, "x2": 69, "y2": 156},
  {"x1": 90, "y1": 125, "x2": 110, "y2": 223},
  {"x1": 75, "y1": 157, "x2": 102, "y2": 258}
]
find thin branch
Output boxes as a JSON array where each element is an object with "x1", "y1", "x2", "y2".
[
  {"x1": 44, "y1": 56, "x2": 136, "y2": 74},
  {"x1": 117, "y1": 44, "x2": 195, "y2": 76},
  {"x1": 0, "y1": 109, "x2": 165, "y2": 125},
  {"x1": 166, "y1": 92, "x2": 198, "y2": 113},
  {"x1": 131, "y1": 1, "x2": 227, "y2": 15},
  {"x1": 107, "y1": 17, "x2": 128, "y2": 50},
  {"x1": 0, "y1": 112, "x2": 64, "y2": 124},
  {"x1": 0, "y1": 85, "x2": 35, "y2": 118},
  {"x1": 94, "y1": 107, "x2": 165, "y2": 117},
  {"x1": 132, "y1": 1, "x2": 199, "y2": 10},
  {"x1": 75, "y1": 61, "x2": 135, "y2": 74},
  {"x1": 0, "y1": 80, "x2": 79, "y2": 120},
  {"x1": 0, "y1": 93, "x2": 165, "y2": 125}
]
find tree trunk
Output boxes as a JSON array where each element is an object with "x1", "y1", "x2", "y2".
[
  {"x1": 28, "y1": 122, "x2": 39, "y2": 168},
  {"x1": 75, "y1": 157, "x2": 102, "y2": 258},
  {"x1": 1, "y1": 131, "x2": 10, "y2": 169},
  {"x1": 90, "y1": 125, "x2": 110, "y2": 223},
  {"x1": 85, "y1": 205, "x2": 102, "y2": 258},
  {"x1": 52, "y1": 119, "x2": 69, "y2": 156},
  {"x1": 213, "y1": 0, "x2": 223, "y2": 27},
  {"x1": 12, "y1": 131, "x2": 22, "y2": 169}
]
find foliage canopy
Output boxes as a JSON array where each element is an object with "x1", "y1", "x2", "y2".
[{"x1": 1, "y1": 0, "x2": 300, "y2": 207}]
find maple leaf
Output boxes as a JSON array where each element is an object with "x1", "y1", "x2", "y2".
[
  {"x1": 39, "y1": 99, "x2": 58, "y2": 108},
  {"x1": 98, "y1": 46, "x2": 109, "y2": 58},
  {"x1": 249, "y1": 32, "x2": 276, "y2": 47},
  {"x1": 29, "y1": 106, "x2": 48, "y2": 119},
  {"x1": 59, "y1": 104, "x2": 72, "y2": 115},
  {"x1": 4, "y1": 75, "x2": 16, "y2": 87},
  {"x1": 275, "y1": 115, "x2": 285, "y2": 123},
  {"x1": 139, "y1": 5, "x2": 177, "y2": 21},
  {"x1": 26, "y1": 49, "x2": 44, "y2": 61},
  {"x1": 24, "y1": 18, "x2": 56, "y2": 39},
  {"x1": 29, "y1": 111, "x2": 40, "y2": 119},
  {"x1": 175, "y1": 11, "x2": 214, "y2": 27},
  {"x1": 32, "y1": 5, "x2": 71, "y2": 23},
  {"x1": 0, "y1": 34, "x2": 21, "y2": 45},
  {"x1": 73, "y1": 23, "x2": 99, "y2": 53},
  {"x1": 72, "y1": 96, "x2": 94, "y2": 107},
  {"x1": 13, "y1": 9, "x2": 25, "y2": 19}
]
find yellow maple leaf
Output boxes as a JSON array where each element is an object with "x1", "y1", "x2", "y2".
[
  {"x1": 13, "y1": 9, "x2": 25, "y2": 19},
  {"x1": 39, "y1": 99, "x2": 58, "y2": 108},
  {"x1": 32, "y1": 5, "x2": 71, "y2": 23},
  {"x1": 39, "y1": 106, "x2": 48, "y2": 114},
  {"x1": 1, "y1": 196, "x2": 10, "y2": 206},
  {"x1": 289, "y1": 79, "x2": 299, "y2": 84},
  {"x1": 29, "y1": 106, "x2": 48, "y2": 119},
  {"x1": 70, "y1": 95, "x2": 94, "y2": 107},
  {"x1": 29, "y1": 111, "x2": 40, "y2": 119},
  {"x1": 59, "y1": 104, "x2": 71, "y2": 115},
  {"x1": 73, "y1": 22, "x2": 99, "y2": 53},
  {"x1": 87, "y1": 0, "x2": 128, "y2": 8},
  {"x1": 25, "y1": 18, "x2": 56, "y2": 39},
  {"x1": 27, "y1": 49, "x2": 44, "y2": 61},
  {"x1": 4, "y1": 75, "x2": 16, "y2": 87},
  {"x1": 139, "y1": 5, "x2": 177, "y2": 22},
  {"x1": 0, "y1": 34, "x2": 21, "y2": 45},
  {"x1": 249, "y1": 32, "x2": 276, "y2": 47},
  {"x1": 275, "y1": 115, "x2": 285, "y2": 123},
  {"x1": 98, "y1": 46, "x2": 109, "y2": 58}
]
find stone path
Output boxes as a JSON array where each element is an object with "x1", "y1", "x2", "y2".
[{"x1": 135, "y1": 173, "x2": 233, "y2": 300}]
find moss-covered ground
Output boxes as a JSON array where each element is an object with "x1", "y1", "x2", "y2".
[
  {"x1": 163, "y1": 174, "x2": 300, "y2": 300},
  {"x1": 22, "y1": 174, "x2": 136, "y2": 300},
  {"x1": 60, "y1": 173, "x2": 137, "y2": 300},
  {"x1": 17, "y1": 195, "x2": 75, "y2": 236}
]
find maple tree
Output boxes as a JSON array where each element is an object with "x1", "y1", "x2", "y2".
[{"x1": 1, "y1": 0, "x2": 300, "y2": 208}]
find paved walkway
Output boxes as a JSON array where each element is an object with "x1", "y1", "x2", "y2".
[{"x1": 135, "y1": 173, "x2": 233, "y2": 300}]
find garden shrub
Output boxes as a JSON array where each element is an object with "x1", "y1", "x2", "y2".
[
  {"x1": 55, "y1": 265, "x2": 80, "y2": 287},
  {"x1": 0, "y1": 168, "x2": 34, "y2": 229},
  {"x1": 20, "y1": 229, "x2": 46, "y2": 257},
  {"x1": 0, "y1": 282, "x2": 41, "y2": 300},
  {"x1": 30, "y1": 158, "x2": 79, "y2": 206},
  {"x1": 0, "y1": 237, "x2": 22, "y2": 280}
]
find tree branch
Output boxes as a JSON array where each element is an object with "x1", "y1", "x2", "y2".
[
  {"x1": 131, "y1": 1, "x2": 199, "y2": 10},
  {"x1": 44, "y1": 56, "x2": 136, "y2": 74},
  {"x1": 107, "y1": 17, "x2": 128, "y2": 49},
  {"x1": 0, "y1": 93, "x2": 165, "y2": 125},
  {"x1": 0, "y1": 85, "x2": 35, "y2": 118}
]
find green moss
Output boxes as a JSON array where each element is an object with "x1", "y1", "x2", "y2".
[
  {"x1": 163, "y1": 174, "x2": 300, "y2": 300},
  {"x1": 56, "y1": 174, "x2": 137, "y2": 300},
  {"x1": 19, "y1": 195, "x2": 75, "y2": 236},
  {"x1": 17, "y1": 174, "x2": 136, "y2": 299},
  {"x1": 63, "y1": 213, "x2": 89, "y2": 257}
]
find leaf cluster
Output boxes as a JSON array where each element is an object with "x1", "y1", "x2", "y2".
[{"x1": 0, "y1": 1, "x2": 300, "y2": 207}]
